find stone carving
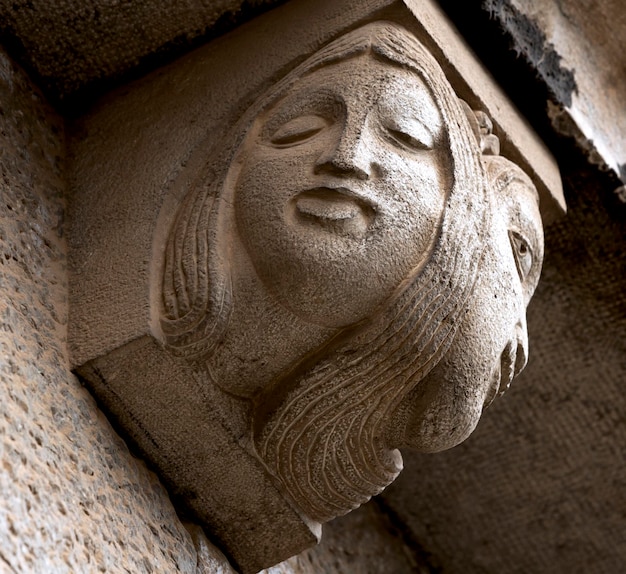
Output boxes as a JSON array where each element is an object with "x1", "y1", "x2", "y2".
[
  {"x1": 78, "y1": 20, "x2": 544, "y2": 572},
  {"x1": 158, "y1": 21, "x2": 543, "y2": 522}
]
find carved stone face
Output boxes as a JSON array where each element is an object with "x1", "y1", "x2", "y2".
[
  {"x1": 387, "y1": 157, "x2": 544, "y2": 452},
  {"x1": 71, "y1": 19, "x2": 551, "y2": 570},
  {"x1": 235, "y1": 56, "x2": 449, "y2": 328}
]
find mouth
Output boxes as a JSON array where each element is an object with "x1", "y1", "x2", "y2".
[
  {"x1": 290, "y1": 187, "x2": 376, "y2": 237},
  {"x1": 484, "y1": 340, "x2": 517, "y2": 409}
]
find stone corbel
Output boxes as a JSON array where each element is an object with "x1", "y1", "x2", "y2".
[{"x1": 68, "y1": 1, "x2": 564, "y2": 572}]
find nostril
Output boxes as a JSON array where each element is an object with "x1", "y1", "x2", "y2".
[
  {"x1": 512, "y1": 317, "x2": 528, "y2": 378},
  {"x1": 497, "y1": 328, "x2": 528, "y2": 399},
  {"x1": 353, "y1": 165, "x2": 370, "y2": 181},
  {"x1": 315, "y1": 134, "x2": 373, "y2": 180}
]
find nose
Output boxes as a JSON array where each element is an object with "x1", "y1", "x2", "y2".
[
  {"x1": 314, "y1": 123, "x2": 376, "y2": 180},
  {"x1": 513, "y1": 315, "x2": 529, "y2": 377}
]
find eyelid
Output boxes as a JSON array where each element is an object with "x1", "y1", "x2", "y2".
[
  {"x1": 268, "y1": 114, "x2": 328, "y2": 147},
  {"x1": 383, "y1": 117, "x2": 434, "y2": 151},
  {"x1": 508, "y1": 229, "x2": 534, "y2": 283}
]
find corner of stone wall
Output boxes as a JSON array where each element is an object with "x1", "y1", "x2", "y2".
[{"x1": 0, "y1": 46, "x2": 201, "y2": 573}]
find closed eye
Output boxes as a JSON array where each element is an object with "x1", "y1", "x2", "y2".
[
  {"x1": 386, "y1": 128, "x2": 432, "y2": 152},
  {"x1": 382, "y1": 117, "x2": 434, "y2": 151},
  {"x1": 269, "y1": 115, "x2": 328, "y2": 147}
]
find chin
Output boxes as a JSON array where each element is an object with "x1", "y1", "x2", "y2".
[
  {"x1": 388, "y1": 361, "x2": 496, "y2": 453},
  {"x1": 406, "y1": 399, "x2": 485, "y2": 453},
  {"x1": 415, "y1": 416, "x2": 482, "y2": 453}
]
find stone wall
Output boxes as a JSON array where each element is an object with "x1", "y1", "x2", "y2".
[
  {"x1": 0, "y1": 0, "x2": 287, "y2": 109},
  {"x1": 0, "y1": 46, "x2": 201, "y2": 573}
]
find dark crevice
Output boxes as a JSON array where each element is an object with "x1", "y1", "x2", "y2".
[
  {"x1": 0, "y1": 0, "x2": 290, "y2": 117},
  {"x1": 484, "y1": 0, "x2": 577, "y2": 106},
  {"x1": 436, "y1": 0, "x2": 622, "y2": 202},
  {"x1": 437, "y1": 1, "x2": 564, "y2": 143},
  {"x1": 373, "y1": 495, "x2": 444, "y2": 573},
  {"x1": 619, "y1": 163, "x2": 626, "y2": 186}
]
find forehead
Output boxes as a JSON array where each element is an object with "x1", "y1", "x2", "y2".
[
  {"x1": 268, "y1": 55, "x2": 442, "y2": 117},
  {"x1": 501, "y1": 177, "x2": 544, "y2": 245},
  {"x1": 502, "y1": 178, "x2": 541, "y2": 220}
]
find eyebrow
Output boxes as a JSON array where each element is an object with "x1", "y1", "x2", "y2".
[{"x1": 260, "y1": 89, "x2": 337, "y2": 130}]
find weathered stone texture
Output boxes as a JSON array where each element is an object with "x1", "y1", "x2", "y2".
[
  {"x1": 0, "y1": 42, "x2": 426, "y2": 574},
  {"x1": 381, "y1": 167, "x2": 626, "y2": 573},
  {"x1": 1, "y1": 1, "x2": 623, "y2": 572},
  {"x1": 0, "y1": 48, "x2": 198, "y2": 573},
  {"x1": 504, "y1": 0, "x2": 626, "y2": 175},
  {"x1": 0, "y1": 0, "x2": 285, "y2": 105},
  {"x1": 267, "y1": 502, "x2": 424, "y2": 574},
  {"x1": 188, "y1": 501, "x2": 426, "y2": 573},
  {"x1": 67, "y1": 14, "x2": 547, "y2": 570}
]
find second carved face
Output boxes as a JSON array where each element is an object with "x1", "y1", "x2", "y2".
[{"x1": 235, "y1": 56, "x2": 450, "y2": 328}]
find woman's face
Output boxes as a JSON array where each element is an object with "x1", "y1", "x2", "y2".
[
  {"x1": 388, "y1": 170, "x2": 544, "y2": 453},
  {"x1": 234, "y1": 56, "x2": 451, "y2": 328}
]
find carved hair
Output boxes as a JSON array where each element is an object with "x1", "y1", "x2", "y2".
[{"x1": 160, "y1": 22, "x2": 490, "y2": 521}]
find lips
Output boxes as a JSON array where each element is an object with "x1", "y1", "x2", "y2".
[
  {"x1": 290, "y1": 187, "x2": 375, "y2": 237},
  {"x1": 296, "y1": 194, "x2": 362, "y2": 221},
  {"x1": 484, "y1": 340, "x2": 518, "y2": 409}
]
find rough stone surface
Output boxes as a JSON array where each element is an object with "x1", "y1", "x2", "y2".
[
  {"x1": 381, "y1": 161, "x2": 626, "y2": 573},
  {"x1": 0, "y1": 31, "x2": 503, "y2": 574},
  {"x1": 0, "y1": 47, "x2": 199, "y2": 574},
  {"x1": 503, "y1": 0, "x2": 626, "y2": 175},
  {"x1": 441, "y1": 0, "x2": 626, "y2": 186},
  {"x1": 1, "y1": 1, "x2": 624, "y2": 573},
  {"x1": 266, "y1": 501, "x2": 426, "y2": 574},
  {"x1": 0, "y1": 0, "x2": 286, "y2": 108},
  {"x1": 187, "y1": 501, "x2": 427, "y2": 573},
  {"x1": 65, "y1": 0, "x2": 560, "y2": 370}
]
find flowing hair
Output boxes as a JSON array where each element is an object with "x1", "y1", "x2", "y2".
[{"x1": 159, "y1": 21, "x2": 490, "y2": 522}]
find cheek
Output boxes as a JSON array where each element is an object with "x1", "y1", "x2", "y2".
[
  {"x1": 237, "y1": 153, "x2": 293, "y2": 201},
  {"x1": 449, "y1": 237, "x2": 527, "y2": 390},
  {"x1": 380, "y1": 154, "x2": 447, "y2": 248},
  {"x1": 235, "y1": 153, "x2": 304, "y2": 245},
  {"x1": 235, "y1": 139, "x2": 331, "y2": 219}
]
